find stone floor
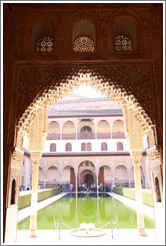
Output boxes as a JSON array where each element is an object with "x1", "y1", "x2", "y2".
[{"x1": 16, "y1": 229, "x2": 157, "y2": 245}]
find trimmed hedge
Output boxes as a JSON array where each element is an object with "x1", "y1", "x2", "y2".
[
  {"x1": 113, "y1": 187, "x2": 153, "y2": 207},
  {"x1": 18, "y1": 187, "x2": 61, "y2": 210}
]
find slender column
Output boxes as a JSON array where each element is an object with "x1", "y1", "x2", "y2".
[
  {"x1": 74, "y1": 168, "x2": 78, "y2": 193},
  {"x1": 75, "y1": 122, "x2": 78, "y2": 140},
  {"x1": 128, "y1": 174, "x2": 131, "y2": 187},
  {"x1": 110, "y1": 124, "x2": 113, "y2": 139},
  {"x1": 29, "y1": 152, "x2": 42, "y2": 237},
  {"x1": 44, "y1": 175, "x2": 46, "y2": 188},
  {"x1": 27, "y1": 107, "x2": 47, "y2": 238},
  {"x1": 145, "y1": 156, "x2": 151, "y2": 188},
  {"x1": 59, "y1": 173, "x2": 62, "y2": 186},
  {"x1": 112, "y1": 177, "x2": 115, "y2": 186},
  {"x1": 75, "y1": 175, "x2": 78, "y2": 193},
  {"x1": 96, "y1": 172, "x2": 99, "y2": 195},
  {"x1": 147, "y1": 148, "x2": 163, "y2": 244},
  {"x1": 125, "y1": 106, "x2": 146, "y2": 235},
  {"x1": 132, "y1": 152, "x2": 146, "y2": 236}
]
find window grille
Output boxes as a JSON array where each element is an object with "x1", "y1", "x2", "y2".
[
  {"x1": 66, "y1": 143, "x2": 72, "y2": 151},
  {"x1": 101, "y1": 142, "x2": 107, "y2": 151},
  {"x1": 74, "y1": 36, "x2": 95, "y2": 52},
  {"x1": 81, "y1": 143, "x2": 86, "y2": 151},
  {"x1": 36, "y1": 37, "x2": 54, "y2": 52},
  {"x1": 114, "y1": 35, "x2": 132, "y2": 51},
  {"x1": 87, "y1": 143, "x2": 92, "y2": 151},
  {"x1": 50, "y1": 143, "x2": 56, "y2": 152},
  {"x1": 117, "y1": 142, "x2": 123, "y2": 151}
]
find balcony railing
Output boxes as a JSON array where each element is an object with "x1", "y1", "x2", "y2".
[
  {"x1": 77, "y1": 132, "x2": 95, "y2": 139},
  {"x1": 47, "y1": 131, "x2": 125, "y2": 140},
  {"x1": 112, "y1": 131, "x2": 125, "y2": 139},
  {"x1": 97, "y1": 132, "x2": 111, "y2": 139},
  {"x1": 62, "y1": 133, "x2": 76, "y2": 140},
  {"x1": 47, "y1": 133, "x2": 60, "y2": 140}
]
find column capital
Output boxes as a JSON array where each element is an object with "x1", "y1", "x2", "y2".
[
  {"x1": 59, "y1": 172, "x2": 62, "y2": 178},
  {"x1": 95, "y1": 169, "x2": 99, "y2": 177},
  {"x1": 131, "y1": 150, "x2": 142, "y2": 163},
  {"x1": 30, "y1": 151, "x2": 42, "y2": 164},
  {"x1": 74, "y1": 169, "x2": 78, "y2": 176}
]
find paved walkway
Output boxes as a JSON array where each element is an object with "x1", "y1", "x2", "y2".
[
  {"x1": 108, "y1": 192, "x2": 155, "y2": 220},
  {"x1": 18, "y1": 192, "x2": 67, "y2": 222},
  {"x1": 16, "y1": 229, "x2": 158, "y2": 245}
]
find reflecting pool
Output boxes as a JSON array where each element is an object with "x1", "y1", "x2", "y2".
[{"x1": 18, "y1": 193, "x2": 155, "y2": 230}]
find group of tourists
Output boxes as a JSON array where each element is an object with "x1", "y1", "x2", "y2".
[
  {"x1": 20, "y1": 184, "x2": 32, "y2": 191},
  {"x1": 78, "y1": 182, "x2": 113, "y2": 192},
  {"x1": 65, "y1": 183, "x2": 74, "y2": 192}
]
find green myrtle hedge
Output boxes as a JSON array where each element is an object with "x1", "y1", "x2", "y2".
[
  {"x1": 113, "y1": 187, "x2": 153, "y2": 207},
  {"x1": 18, "y1": 187, "x2": 61, "y2": 210}
]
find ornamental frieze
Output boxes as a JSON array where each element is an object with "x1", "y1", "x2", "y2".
[{"x1": 16, "y1": 63, "x2": 154, "y2": 124}]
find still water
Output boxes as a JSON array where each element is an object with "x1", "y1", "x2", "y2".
[{"x1": 18, "y1": 193, "x2": 155, "y2": 230}]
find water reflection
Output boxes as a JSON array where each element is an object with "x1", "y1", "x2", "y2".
[{"x1": 17, "y1": 193, "x2": 155, "y2": 230}]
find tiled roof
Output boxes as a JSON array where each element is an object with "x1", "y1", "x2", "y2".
[{"x1": 48, "y1": 109, "x2": 123, "y2": 116}]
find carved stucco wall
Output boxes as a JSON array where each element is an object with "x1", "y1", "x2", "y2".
[{"x1": 15, "y1": 63, "x2": 154, "y2": 124}]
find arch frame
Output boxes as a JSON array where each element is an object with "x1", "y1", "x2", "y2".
[
  {"x1": 79, "y1": 169, "x2": 96, "y2": 182},
  {"x1": 98, "y1": 163, "x2": 111, "y2": 171}
]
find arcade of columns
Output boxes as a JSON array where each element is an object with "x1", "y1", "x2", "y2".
[{"x1": 5, "y1": 76, "x2": 162, "y2": 243}]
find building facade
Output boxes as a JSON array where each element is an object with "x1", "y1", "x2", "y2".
[{"x1": 20, "y1": 95, "x2": 151, "y2": 191}]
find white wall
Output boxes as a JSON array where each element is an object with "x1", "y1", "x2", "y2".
[
  {"x1": 46, "y1": 167, "x2": 59, "y2": 184},
  {"x1": 104, "y1": 166, "x2": 111, "y2": 182},
  {"x1": 61, "y1": 167, "x2": 70, "y2": 183},
  {"x1": 44, "y1": 139, "x2": 130, "y2": 153}
]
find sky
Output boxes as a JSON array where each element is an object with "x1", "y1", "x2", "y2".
[{"x1": 70, "y1": 84, "x2": 107, "y2": 98}]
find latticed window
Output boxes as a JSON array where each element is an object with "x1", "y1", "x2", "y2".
[
  {"x1": 50, "y1": 143, "x2": 56, "y2": 152},
  {"x1": 114, "y1": 35, "x2": 132, "y2": 51},
  {"x1": 36, "y1": 37, "x2": 54, "y2": 52},
  {"x1": 101, "y1": 142, "x2": 107, "y2": 151},
  {"x1": 117, "y1": 142, "x2": 123, "y2": 151},
  {"x1": 87, "y1": 143, "x2": 92, "y2": 151},
  {"x1": 74, "y1": 36, "x2": 95, "y2": 52},
  {"x1": 66, "y1": 143, "x2": 72, "y2": 151},
  {"x1": 11, "y1": 179, "x2": 16, "y2": 205},
  {"x1": 81, "y1": 143, "x2": 86, "y2": 151}
]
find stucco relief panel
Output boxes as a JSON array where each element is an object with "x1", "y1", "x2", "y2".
[{"x1": 16, "y1": 63, "x2": 154, "y2": 125}]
